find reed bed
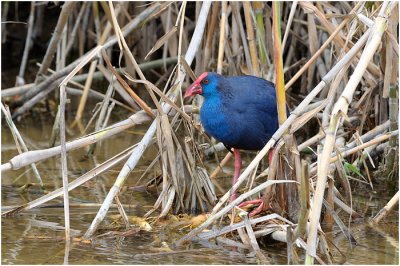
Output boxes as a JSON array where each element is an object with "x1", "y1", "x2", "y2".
[{"x1": 1, "y1": 1, "x2": 398, "y2": 264}]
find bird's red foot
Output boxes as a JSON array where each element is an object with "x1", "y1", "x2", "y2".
[
  {"x1": 268, "y1": 148, "x2": 275, "y2": 165},
  {"x1": 238, "y1": 199, "x2": 269, "y2": 217}
]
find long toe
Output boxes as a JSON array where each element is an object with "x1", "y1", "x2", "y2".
[
  {"x1": 238, "y1": 199, "x2": 266, "y2": 217},
  {"x1": 249, "y1": 202, "x2": 265, "y2": 217},
  {"x1": 238, "y1": 199, "x2": 264, "y2": 208}
]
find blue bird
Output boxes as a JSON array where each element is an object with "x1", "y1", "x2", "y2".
[{"x1": 184, "y1": 72, "x2": 279, "y2": 213}]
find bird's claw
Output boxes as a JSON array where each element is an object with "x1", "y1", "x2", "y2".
[{"x1": 238, "y1": 199, "x2": 267, "y2": 217}]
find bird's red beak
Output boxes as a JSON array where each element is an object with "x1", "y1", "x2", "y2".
[
  {"x1": 184, "y1": 72, "x2": 208, "y2": 98},
  {"x1": 184, "y1": 82, "x2": 202, "y2": 98}
]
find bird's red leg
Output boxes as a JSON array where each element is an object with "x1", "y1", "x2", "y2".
[
  {"x1": 230, "y1": 148, "x2": 241, "y2": 202},
  {"x1": 238, "y1": 148, "x2": 276, "y2": 217},
  {"x1": 268, "y1": 148, "x2": 275, "y2": 165}
]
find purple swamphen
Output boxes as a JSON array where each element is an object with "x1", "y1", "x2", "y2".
[{"x1": 184, "y1": 72, "x2": 279, "y2": 215}]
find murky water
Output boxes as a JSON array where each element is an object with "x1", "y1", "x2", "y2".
[{"x1": 1, "y1": 98, "x2": 398, "y2": 264}]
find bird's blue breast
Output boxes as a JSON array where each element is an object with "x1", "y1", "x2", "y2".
[{"x1": 200, "y1": 96, "x2": 237, "y2": 146}]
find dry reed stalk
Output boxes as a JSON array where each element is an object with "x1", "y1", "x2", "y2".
[
  {"x1": 387, "y1": 31, "x2": 399, "y2": 56},
  {"x1": 15, "y1": 2, "x2": 35, "y2": 86},
  {"x1": 293, "y1": 160, "x2": 310, "y2": 239},
  {"x1": 260, "y1": 140, "x2": 284, "y2": 209},
  {"x1": 217, "y1": 1, "x2": 227, "y2": 74},
  {"x1": 264, "y1": 5, "x2": 274, "y2": 68},
  {"x1": 216, "y1": 237, "x2": 248, "y2": 249},
  {"x1": 306, "y1": 12, "x2": 318, "y2": 93},
  {"x1": 1, "y1": 83, "x2": 34, "y2": 98},
  {"x1": 1, "y1": 103, "x2": 43, "y2": 187},
  {"x1": 282, "y1": 21, "x2": 300, "y2": 73},
  {"x1": 82, "y1": 2, "x2": 212, "y2": 239},
  {"x1": 372, "y1": 191, "x2": 399, "y2": 223},
  {"x1": 385, "y1": 87, "x2": 399, "y2": 178},
  {"x1": 193, "y1": 2, "x2": 204, "y2": 75},
  {"x1": 282, "y1": 1, "x2": 298, "y2": 50},
  {"x1": 230, "y1": 10, "x2": 241, "y2": 74},
  {"x1": 78, "y1": 6, "x2": 90, "y2": 57},
  {"x1": 241, "y1": 212, "x2": 270, "y2": 264},
  {"x1": 12, "y1": 203, "x2": 137, "y2": 210},
  {"x1": 44, "y1": 65, "x2": 86, "y2": 92},
  {"x1": 94, "y1": 65, "x2": 139, "y2": 110},
  {"x1": 203, "y1": 2, "x2": 219, "y2": 71},
  {"x1": 157, "y1": 116, "x2": 182, "y2": 215},
  {"x1": 87, "y1": 77, "x2": 116, "y2": 155},
  {"x1": 124, "y1": 77, "x2": 191, "y2": 121},
  {"x1": 333, "y1": 196, "x2": 361, "y2": 219},
  {"x1": 73, "y1": 60, "x2": 98, "y2": 123},
  {"x1": 305, "y1": 3, "x2": 394, "y2": 262},
  {"x1": 160, "y1": 6, "x2": 177, "y2": 68},
  {"x1": 11, "y1": 74, "x2": 61, "y2": 114},
  {"x1": 383, "y1": 35, "x2": 393, "y2": 99},
  {"x1": 1, "y1": 2, "x2": 9, "y2": 43},
  {"x1": 92, "y1": 2, "x2": 101, "y2": 43},
  {"x1": 114, "y1": 195, "x2": 130, "y2": 230},
  {"x1": 231, "y1": 2, "x2": 252, "y2": 73},
  {"x1": 65, "y1": 2, "x2": 86, "y2": 56},
  {"x1": 102, "y1": 102, "x2": 114, "y2": 130},
  {"x1": 198, "y1": 213, "x2": 291, "y2": 240},
  {"x1": 325, "y1": 178, "x2": 334, "y2": 231},
  {"x1": 63, "y1": 242, "x2": 70, "y2": 264},
  {"x1": 209, "y1": 152, "x2": 233, "y2": 179},
  {"x1": 384, "y1": 7, "x2": 399, "y2": 179},
  {"x1": 104, "y1": 59, "x2": 173, "y2": 106},
  {"x1": 35, "y1": 2, "x2": 76, "y2": 83},
  {"x1": 204, "y1": 142, "x2": 226, "y2": 156},
  {"x1": 328, "y1": 130, "x2": 398, "y2": 164},
  {"x1": 59, "y1": 82, "x2": 70, "y2": 241},
  {"x1": 176, "y1": 1, "x2": 187, "y2": 82},
  {"x1": 243, "y1": 1, "x2": 259, "y2": 76},
  {"x1": 56, "y1": 16, "x2": 67, "y2": 71},
  {"x1": 49, "y1": 106, "x2": 61, "y2": 147},
  {"x1": 145, "y1": 25, "x2": 177, "y2": 60},
  {"x1": 101, "y1": 50, "x2": 155, "y2": 118},
  {"x1": 98, "y1": 6, "x2": 116, "y2": 45}
]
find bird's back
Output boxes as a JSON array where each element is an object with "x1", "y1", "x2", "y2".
[{"x1": 200, "y1": 75, "x2": 279, "y2": 151}]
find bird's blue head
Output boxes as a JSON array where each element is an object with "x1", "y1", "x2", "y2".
[{"x1": 184, "y1": 72, "x2": 221, "y2": 99}]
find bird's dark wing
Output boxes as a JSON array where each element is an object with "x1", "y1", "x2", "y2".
[{"x1": 220, "y1": 76, "x2": 279, "y2": 150}]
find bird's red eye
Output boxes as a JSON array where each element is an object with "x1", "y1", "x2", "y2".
[{"x1": 203, "y1": 79, "x2": 209, "y2": 84}]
